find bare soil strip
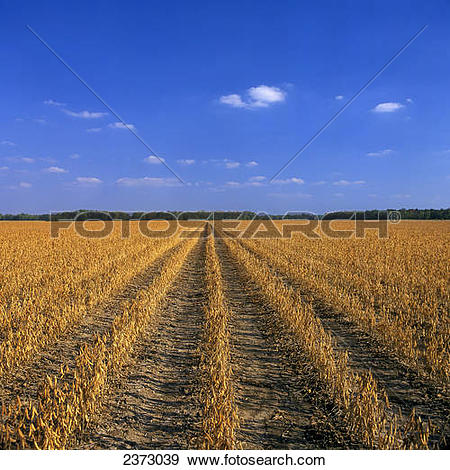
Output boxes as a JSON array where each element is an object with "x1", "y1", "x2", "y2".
[
  {"x1": 215, "y1": 237, "x2": 349, "y2": 449},
  {"x1": 79, "y1": 238, "x2": 206, "y2": 449},
  {"x1": 239, "y1": 241, "x2": 449, "y2": 447},
  {"x1": 0, "y1": 242, "x2": 183, "y2": 407},
  {"x1": 310, "y1": 309, "x2": 449, "y2": 443}
]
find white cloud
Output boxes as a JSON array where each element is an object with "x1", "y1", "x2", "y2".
[
  {"x1": 5, "y1": 156, "x2": 35, "y2": 164},
  {"x1": 75, "y1": 177, "x2": 102, "y2": 185},
  {"x1": 311, "y1": 180, "x2": 326, "y2": 185},
  {"x1": 225, "y1": 181, "x2": 241, "y2": 187},
  {"x1": 108, "y1": 122, "x2": 136, "y2": 130},
  {"x1": 366, "y1": 149, "x2": 394, "y2": 157},
  {"x1": 45, "y1": 166, "x2": 68, "y2": 174},
  {"x1": 63, "y1": 109, "x2": 107, "y2": 119},
  {"x1": 1, "y1": 140, "x2": 15, "y2": 146},
  {"x1": 272, "y1": 177, "x2": 305, "y2": 185},
  {"x1": 69, "y1": 153, "x2": 80, "y2": 159},
  {"x1": 19, "y1": 182, "x2": 32, "y2": 188},
  {"x1": 333, "y1": 179, "x2": 365, "y2": 186},
  {"x1": 220, "y1": 85, "x2": 286, "y2": 109},
  {"x1": 406, "y1": 98, "x2": 414, "y2": 103},
  {"x1": 215, "y1": 176, "x2": 270, "y2": 190},
  {"x1": 177, "y1": 159, "x2": 195, "y2": 165},
  {"x1": 249, "y1": 176, "x2": 266, "y2": 182},
  {"x1": 86, "y1": 127, "x2": 102, "y2": 133},
  {"x1": 335, "y1": 95, "x2": 344, "y2": 100},
  {"x1": 212, "y1": 159, "x2": 241, "y2": 168},
  {"x1": 116, "y1": 177, "x2": 181, "y2": 187},
  {"x1": 44, "y1": 99, "x2": 65, "y2": 106},
  {"x1": 222, "y1": 179, "x2": 265, "y2": 188},
  {"x1": 220, "y1": 94, "x2": 247, "y2": 108},
  {"x1": 33, "y1": 118, "x2": 47, "y2": 124},
  {"x1": 144, "y1": 155, "x2": 165, "y2": 164},
  {"x1": 205, "y1": 158, "x2": 252, "y2": 169},
  {"x1": 372, "y1": 102, "x2": 405, "y2": 113},
  {"x1": 247, "y1": 85, "x2": 286, "y2": 107},
  {"x1": 0, "y1": 166, "x2": 9, "y2": 171}
]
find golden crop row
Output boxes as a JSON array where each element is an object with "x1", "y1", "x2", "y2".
[
  {"x1": 239, "y1": 221, "x2": 449, "y2": 385},
  {"x1": 0, "y1": 221, "x2": 180, "y2": 376},
  {"x1": 199, "y1": 230, "x2": 239, "y2": 449},
  {"x1": 0, "y1": 235, "x2": 198, "y2": 449},
  {"x1": 223, "y1": 235, "x2": 430, "y2": 449}
]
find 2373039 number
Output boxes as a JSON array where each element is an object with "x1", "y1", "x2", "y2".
[{"x1": 123, "y1": 454, "x2": 179, "y2": 466}]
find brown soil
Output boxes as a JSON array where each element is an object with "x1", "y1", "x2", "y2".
[
  {"x1": 214, "y1": 237, "x2": 351, "y2": 449},
  {"x1": 2, "y1": 232, "x2": 447, "y2": 450},
  {"x1": 0, "y1": 242, "x2": 182, "y2": 407},
  {"x1": 78, "y1": 238, "x2": 206, "y2": 449},
  {"x1": 78, "y1": 235, "x2": 351, "y2": 449},
  {"x1": 240, "y1": 241, "x2": 449, "y2": 448}
]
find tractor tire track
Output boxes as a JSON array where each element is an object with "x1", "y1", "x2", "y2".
[
  {"x1": 239, "y1": 240, "x2": 449, "y2": 448},
  {"x1": 215, "y1": 237, "x2": 349, "y2": 449},
  {"x1": 0, "y1": 242, "x2": 183, "y2": 407},
  {"x1": 79, "y1": 237, "x2": 206, "y2": 449}
]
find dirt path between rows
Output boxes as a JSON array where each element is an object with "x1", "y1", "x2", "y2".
[
  {"x1": 79, "y1": 238, "x2": 206, "y2": 449},
  {"x1": 215, "y1": 237, "x2": 348, "y2": 449},
  {"x1": 240, "y1": 241, "x2": 449, "y2": 448},
  {"x1": 310, "y1": 309, "x2": 449, "y2": 446},
  {"x1": 0, "y1": 242, "x2": 183, "y2": 407}
]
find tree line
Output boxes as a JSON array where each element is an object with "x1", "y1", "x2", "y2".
[{"x1": 0, "y1": 208, "x2": 449, "y2": 221}]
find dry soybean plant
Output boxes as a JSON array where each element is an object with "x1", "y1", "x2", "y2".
[
  {"x1": 240, "y1": 221, "x2": 449, "y2": 386},
  {"x1": 198, "y1": 228, "x2": 239, "y2": 449},
  {"x1": 0, "y1": 236, "x2": 198, "y2": 449},
  {"x1": 223, "y1": 236, "x2": 430, "y2": 450},
  {"x1": 0, "y1": 221, "x2": 181, "y2": 377}
]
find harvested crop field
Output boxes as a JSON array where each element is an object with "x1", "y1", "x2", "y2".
[{"x1": 0, "y1": 220, "x2": 448, "y2": 450}]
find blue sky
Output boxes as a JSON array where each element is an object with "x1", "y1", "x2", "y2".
[{"x1": 0, "y1": 0, "x2": 449, "y2": 214}]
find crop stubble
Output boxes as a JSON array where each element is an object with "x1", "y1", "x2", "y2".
[{"x1": 0, "y1": 220, "x2": 448, "y2": 449}]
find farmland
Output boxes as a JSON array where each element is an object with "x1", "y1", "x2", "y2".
[{"x1": 0, "y1": 220, "x2": 448, "y2": 449}]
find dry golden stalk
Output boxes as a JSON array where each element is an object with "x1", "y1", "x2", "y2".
[
  {"x1": 223, "y1": 235, "x2": 430, "y2": 450},
  {"x1": 0, "y1": 221, "x2": 182, "y2": 377},
  {"x1": 239, "y1": 220, "x2": 449, "y2": 387},
  {"x1": 0, "y1": 235, "x2": 198, "y2": 449},
  {"x1": 198, "y1": 228, "x2": 239, "y2": 449}
]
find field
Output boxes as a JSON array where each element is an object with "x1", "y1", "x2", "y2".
[{"x1": 0, "y1": 220, "x2": 448, "y2": 450}]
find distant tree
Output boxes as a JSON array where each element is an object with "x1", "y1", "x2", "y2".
[{"x1": 1, "y1": 208, "x2": 449, "y2": 221}]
